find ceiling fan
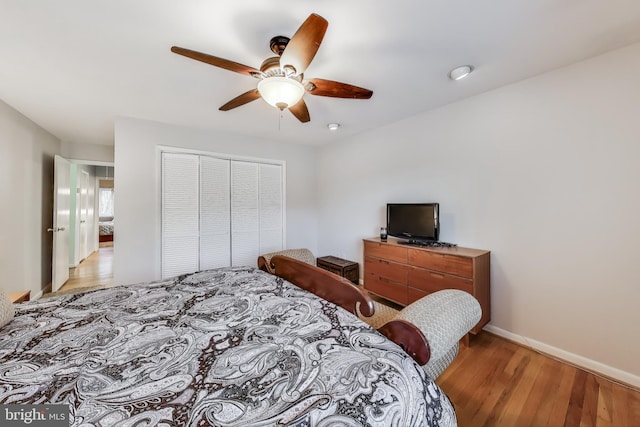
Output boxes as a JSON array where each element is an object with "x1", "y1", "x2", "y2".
[{"x1": 171, "y1": 13, "x2": 373, "y2": 123}]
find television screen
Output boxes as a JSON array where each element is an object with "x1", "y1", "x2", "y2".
[{"x1": 386, "y1": 203, "x2": 439, "y2": 241}]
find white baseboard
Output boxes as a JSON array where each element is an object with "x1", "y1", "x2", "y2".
[{"x1": 484, "y1": 325, "x2": 640, "y2": 389}]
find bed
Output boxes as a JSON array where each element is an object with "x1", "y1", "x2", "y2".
[
  {"x1": 98, "y1": 217, "x2": 114, "y2": 242},
  {"x1": 0, "y1": 258, "x2": 456, "y2": 426}
]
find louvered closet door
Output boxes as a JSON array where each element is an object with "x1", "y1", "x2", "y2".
[
  {"x1": 162, "y1": 153, "x2": 284, "y2": 275},
  {"x1": 200, "y1": 157, "x2": 231, "y2": 269},
  {"x1": 230, "y1": 161, "x2": 260, "y2": 267},
  {"x1": 259, "y1": 164, "x2": 283, "y2": 254},
  {"x1": 162, "y1": 153, "x2": 199, "y2": 278}
]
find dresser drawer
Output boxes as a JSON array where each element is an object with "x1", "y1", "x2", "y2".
[
  {"x1": 408, "y1": 286, "x2": 428, "y2": 303},
  {"x1": 407, "y1": 266, "x2": 473, "y2": 294},
  {"x1": 364, "y1": 256, "x2": 408, "y2": 284},
  {"x1": 364, "y1": 241, "x2": 407, "y2": 263},
  {"x1": 408, "y1": 249, "x2": 473, "y2": 278},
  {"x1": 364, "y1": 273, "x2": 408, "y2": 305}
]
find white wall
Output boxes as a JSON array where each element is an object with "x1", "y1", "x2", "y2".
[
  {"x1": 62, "y1": 140, "x2": 114, "y2": 163},
  {"x1": 316, "y1": 42, "x2": 640, "y2": 385},
  {"x1": 0, "y1": 98, "x2": 61, "y2": 298},
  {"x1": 114, "y1": 117, "x2": 318, "y2": 286}
]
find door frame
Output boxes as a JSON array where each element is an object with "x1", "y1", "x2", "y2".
[{"x1": 52, "y1": 160, "x2": 114, "y2": 291}]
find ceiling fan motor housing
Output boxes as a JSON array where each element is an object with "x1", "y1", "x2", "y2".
[
  {"x1": 269, "y1": 36, "x2": 290, "y2": 56},
  {"x1": 260, "y1": 57, "x2": 282, "y2": 74}
]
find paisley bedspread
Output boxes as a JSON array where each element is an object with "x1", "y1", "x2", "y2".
[
  {"x1": 0, "y1": 267, "x2": 456, "y2": 426},
  {"x1": 99, "y1": 220, "x2": 114, "y2": 235}
]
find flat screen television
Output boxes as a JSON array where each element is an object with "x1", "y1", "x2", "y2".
[{"x1": 386, "y1": 203, "x2": 439, "y2": 242}]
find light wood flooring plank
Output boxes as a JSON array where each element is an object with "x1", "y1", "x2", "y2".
[
  {"x1": 59, "y1": 244, "x2": 114, "y2": 293},
  {"x1": 438, "y1": 333, "x2": 640, "y2": 427}
]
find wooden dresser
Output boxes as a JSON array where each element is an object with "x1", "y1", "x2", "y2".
[{"x1": 363, "y1": 238, "x2": 490, "y2": 334}]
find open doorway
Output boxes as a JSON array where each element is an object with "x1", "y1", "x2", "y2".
[
  {"x1": 52, "y1": 162, "x2": 115, "y2": 295},
  {"x1": 98, "y1": 169, "x2": 115, "y2": 247}
]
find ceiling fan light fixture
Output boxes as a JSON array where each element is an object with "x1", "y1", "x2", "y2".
[
  {"x1": 257, "y1": 76, "x2": 305, "y2": 110},
  {"x1": 448, "y1": 65, "x2": 473, "y2": 81},
  {"x1": 171, "y1": 14, "x2": 372, "y2": 123}
]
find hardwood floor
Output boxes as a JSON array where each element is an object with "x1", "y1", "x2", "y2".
[
  {"x1": 54, "y1": 248, "x2": 640, "y2": 425},
  {"x1": 58, "y1": 242, "x2": 114, "y2": 293},
  {"x1": 438, "y1": 332, "x2": 640, "y2": 426}
]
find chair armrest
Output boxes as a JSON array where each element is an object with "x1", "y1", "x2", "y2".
[
  {"x1": 378, "y1": 319, "x2": 430, "y2": 365},
  {"x1": 394, "y1": 289, "x2": 481, "y2": 362}
]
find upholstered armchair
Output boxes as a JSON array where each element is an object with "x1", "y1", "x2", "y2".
[
  {"x1": 371, "y1": 290, "x2": 482, "y2": 379},
  {"x1": 257, "y1": 248, "x2": 316, "y2": 273},
  {"x1": 0, "y1": 290, "x2": 15, "y2": 328}
]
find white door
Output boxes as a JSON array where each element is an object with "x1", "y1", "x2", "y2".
[
  {"x1": 200, "y1": 156, "x2": 231, "y2": 269},
  {"x1": 51, "y1": 155, "x2": 71, "y2": 291},
  {"x1": 258, "y1": 163, "x2": 284, "y2": 254},
  {"x1": 78, "y1": 170, "x2": 89, "y2": 260},
  {"x1": 231, "y1": 161, "x2": 259, "y2": 267},
  {"x1": 161, "y1": 153, "x2": 200, "y2": 278}
]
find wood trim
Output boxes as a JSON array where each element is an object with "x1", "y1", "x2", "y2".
[
  {"x1": 472, "y1": 252, "x2": 491, "y2": 333},
  {"x1": 99, "y1": 179, "x2": 114, "y2": 188},
  {"x1": 364, "y1": 237, "x2": 489, "y2": 258},
  {"x1": 257, "y1": 256, "x2": 269, "y2": 273},
  {"x1": 8, "y1": 290, "x2": 31, "y2": 303},
  {"x1": 378, "y1": 319, "x2": 430, "y2": 365},
  {"x1": 260, "y1": 255, "x2": 431, "y2": 366},
  {"x1": 265, "y1": 255, "x2": 375, "y2": 317}
]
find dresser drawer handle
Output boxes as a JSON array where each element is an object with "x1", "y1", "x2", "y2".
[
  {"x1": 431, "y1": 273, "x2": 445, "y2": 279},
  {"x1": 379, "y1": 259, "x2": 390, "y2": 264}
]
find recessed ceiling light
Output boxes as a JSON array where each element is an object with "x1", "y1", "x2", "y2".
[
  {"x1": 327, "y1": 123, "x2": 340, "y2": 131},
  {"x1": 448, "y1": 65, "x2": 474, "y2": 81}
]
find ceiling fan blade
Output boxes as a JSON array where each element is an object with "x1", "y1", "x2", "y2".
[
  {"x1": 280, "y1": 14, "x2": 328, "y2": 75},
  {"x1": 219, "y1": 89, "x2": 261, "y2": 111},
  {"x1": 289, "y1": 98, "x2": 311, "y2": 123},
  {"x1": 308, "y1": 78, "x2": 373, "y2": 99},
  {"x1": 171, "y1": 46, "x2": 261, "y2": 77}
]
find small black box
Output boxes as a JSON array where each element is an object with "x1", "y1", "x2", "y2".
[{"x1": 316, "y1": 256, "x2": 359, "y2": 285}]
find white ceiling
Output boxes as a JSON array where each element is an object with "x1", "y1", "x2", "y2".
[{"x1": 2, "y1": 1, "x2": 640, "y2": 147}]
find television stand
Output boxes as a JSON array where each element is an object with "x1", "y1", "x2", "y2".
[
  {"x1": 400, "y1": 239, "x2": 458, "y2": 248},
  {"x1": 363, "y1": 237, "x2": 491, "y2": 334}
]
